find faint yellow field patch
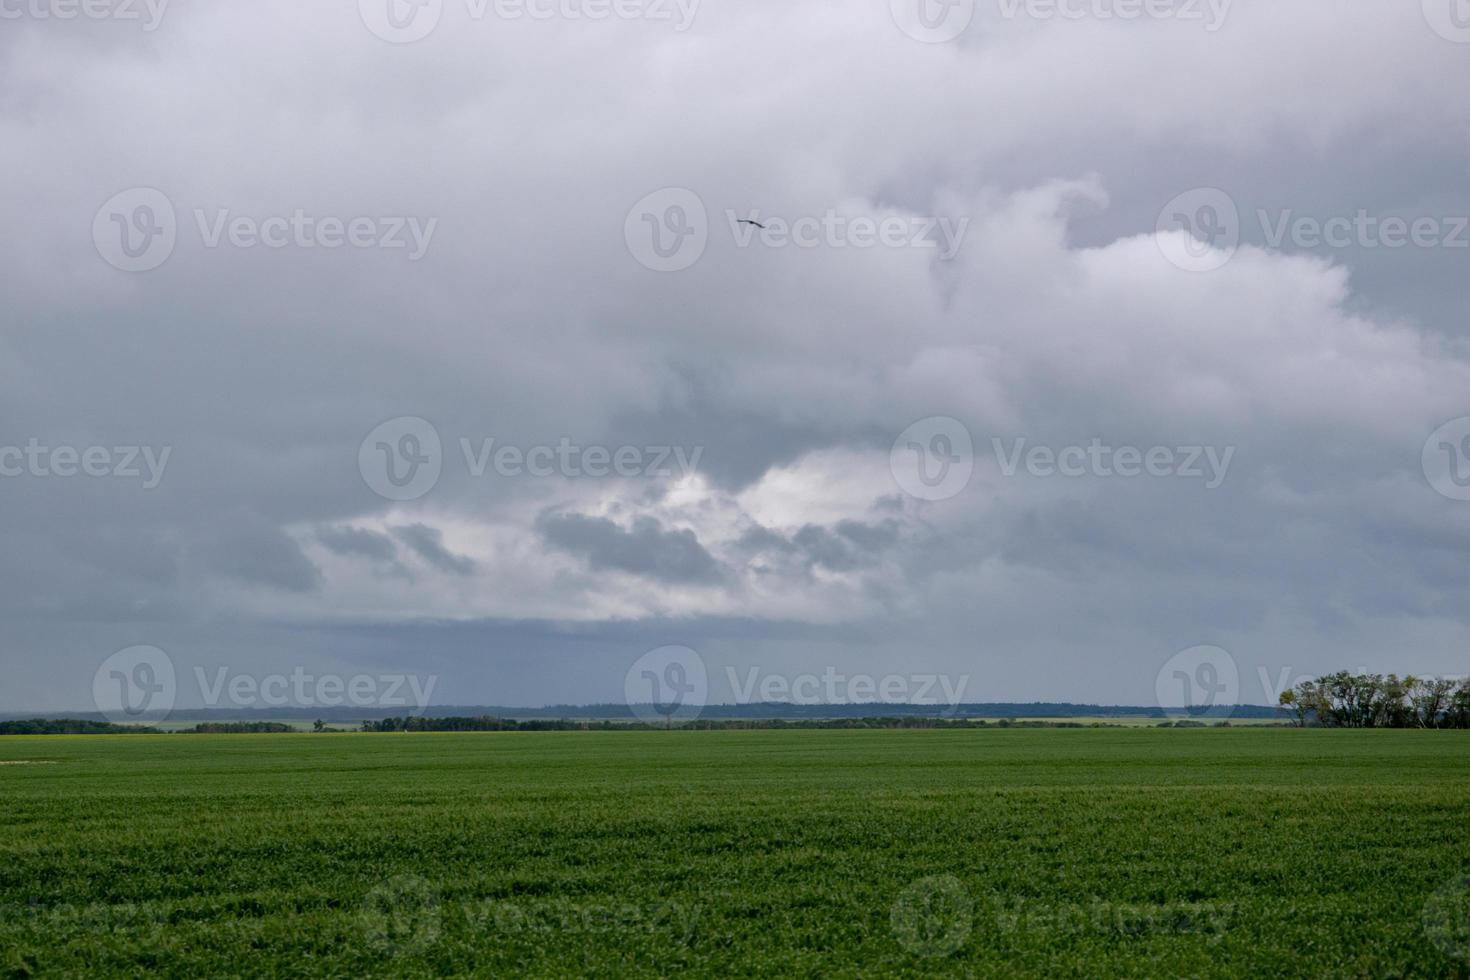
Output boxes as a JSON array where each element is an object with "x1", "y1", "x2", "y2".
[{"x1": 0, "y1": 760, "x2": 59, "y2": 766}]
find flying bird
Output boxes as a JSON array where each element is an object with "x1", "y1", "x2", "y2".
[{"x1": 736, "y1": 219, "x2": 767, "y2": 229}]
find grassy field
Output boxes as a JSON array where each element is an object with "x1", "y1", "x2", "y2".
[{"x1": 3, "y1": 729, "x2": 1469, "y2": 977}]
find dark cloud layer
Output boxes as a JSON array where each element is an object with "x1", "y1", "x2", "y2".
[
  {"x1": 538, "y1": 513, "x2": 724, "y2": 585},
  {"x1": 2, "y1": 2, "x2": 1469, "y2": 710}
]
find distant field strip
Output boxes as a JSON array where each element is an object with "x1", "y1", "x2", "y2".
[{"x1": 2, "y1": 730, "x2": 1469, "y2": 977}]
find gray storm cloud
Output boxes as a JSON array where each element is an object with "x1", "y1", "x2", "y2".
[{"x1": 1, "y1": 0, "x2": 1468, "y2": 710}]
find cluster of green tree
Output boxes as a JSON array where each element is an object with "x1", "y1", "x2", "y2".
[
  {"x1": 1279, "y1": 673, "x2": 1470, "y2": 728},
  {"x1": 187, "y1": 722, "x2": 296, "y2": 733},
  {"x1": 0, "y1": 719, "x2": 154, "y2": 735}
]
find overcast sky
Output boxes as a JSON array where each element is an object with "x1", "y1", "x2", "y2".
[{"x1": 2, "y1": 0, "x2": 1468, "y2": 713}]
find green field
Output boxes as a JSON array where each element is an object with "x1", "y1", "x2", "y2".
[{"x1": 3, "y1": 730, "x2": 1470, "y2": 977}]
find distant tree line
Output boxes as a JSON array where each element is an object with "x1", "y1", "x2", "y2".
[
  {"x1": 1279, "y1": 673, "x2": 1470, "y2": 728},
  {"x1": 357, "y1": 715, "x2": 1131, "y2": 732},
  {"x1": 0, "y1": 719, "x2": 293, "y2": 735},
  {"x1": 5, "y1": 716, "x2": 1137, "y2": 736},
  {"x1": 0, "y1": 719, "x2": 151, "y2": 735}
]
